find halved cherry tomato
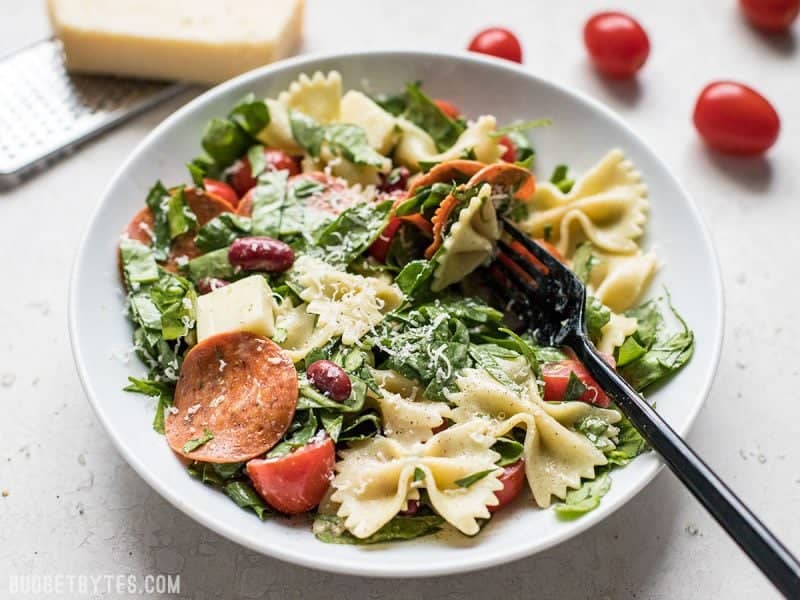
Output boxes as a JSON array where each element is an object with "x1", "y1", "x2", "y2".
[
  {"x1": 583, "y1": 12, "x2": 650, "y2": 79},
  {"x1": 499, "y1": 135, "x2": 517, "y2": 162},
  {"x1": 468, "y1": 27, "x2": 523, "y2": 63},
  {"x1": 541, "y1": 360, "x2": 610, "y2": 408},
  {"x1": 246, "y1": 436, "x2": 335, "y2": 514},
  {"x1": 488, "y1": 460, "x2": 526, "y2": 513},
  {"x1": 434, "y1": 99, "x2": 461, "y2": 120},
  {"x1": 203, "y1": 179, "x2": 239, "y2": 207},
  {"x1": 229, "y1": 148, "x2": 301, "y2": 197},
  {"x1": 740, "y1": 0, "x2": 799, "y2": 31},
  {"x1": 368, "y1": 216, "x2": 403, "y2": 263},
  {"x1": 693, "y1": 81, "x2": 780, "y2": 155}
]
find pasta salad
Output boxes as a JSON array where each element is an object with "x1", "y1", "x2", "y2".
[{"x1": 119, "y1": 71, "x2": 694, "y2": 544}]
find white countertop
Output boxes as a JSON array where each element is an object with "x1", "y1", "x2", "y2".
[{"x1": 1, "y1": 1, "x2": 799, "y2": 598}]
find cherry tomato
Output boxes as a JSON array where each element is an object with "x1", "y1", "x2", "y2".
[
  {"x1": 368, "y1": 216, "x2": 403, "y2": 263},
  {"x1": 541, "y1": 360, "x2": 610, "y2": 408},
  {"x1": 229, "y1": 148, "x2": 301, "y2": 197},
  {"x1": 488, "y1": 461, "x2": 526, "y2": 513},
  {"x1": 246, "y1": 436, "x2": 335, "y2": 514},
  {"x1": 434, "y1": 99, "x2": 461, "y2": 120},
  {"x1": 499, "y1": 135, "x2": 517, "y2": 163},
  {"x1": 740, "y1": 0, "x2": 799, "y2": 31},
  {"x1": 693, "y1": 81, "x2": 780, "y2": 155},
  {"x1": 468, "y1": 28, "x2": 523, "y2": 63},
  {"x1": 583, "y1": 12, "x2": 650, "y2": 79},
  {"x1": 202, "y1": 178, "x2": 239, "y2": 207}
]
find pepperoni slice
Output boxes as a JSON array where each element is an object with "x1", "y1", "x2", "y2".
[
  {"x1": 407, "y1": 160, "x2": 485, "y2": 197},
  {"x1": 466, "y1": 163, "x2": 536, "y2": 201},
  {"x1": 165, "y1": 332, "x2": 298, "y2": 463},
  {"x1": 119, "y1": 186, "x2": 234, "y2": 278}
]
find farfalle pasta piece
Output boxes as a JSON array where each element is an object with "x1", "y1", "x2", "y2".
[
  {"x1": 255, "y1": 98, "x2": 304, "y2": 154},
  {"x1": 375, "y1": 390, "x2": 450, "y2": 444},
  {"x1": 331, "y1": 421, "x2": 502, "y2": 538},
  {"x1": 394, "y1": 115, "x2": 503, "y2": 171},
  {"x1": 273, "y1": 256, "x2": 402, "y2": 360},
  {"x1": 432, "y1": 184, "x2": 500, "y2": 292},
  {"x1": 278, "y1": 71, "x2": 343, "y2": 123},
  {"x1": 522, "y1": 150, "x2": 648, "y2": 256},
  {"x1": 587, "y1": 251, "x2": 658, "y2": 313},
  {"x1": 340, "y1": 90, "x2": 399, "y2": 154},
  {"x1": 447, "y1": 368, "x2": 612, "y2": 507},
  {"x1": 597, "y1": 311, "x2": 639, "y2": 354}
]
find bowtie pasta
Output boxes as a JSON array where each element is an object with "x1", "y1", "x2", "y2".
[{"x1": 118, "y1": 71, "x2": 695, "y2": 546}]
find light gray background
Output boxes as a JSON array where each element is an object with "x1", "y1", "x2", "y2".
[{"x1": 1, "y1": 1, "x2": 798, "y2": 598}]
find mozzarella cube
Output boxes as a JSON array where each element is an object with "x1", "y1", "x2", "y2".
[
  {"x1": 196, "y1": 276, "x2": 275, "y2": 342},
  {"x1": 340, "y1": 90, "x2": 398, "y2": 154}
]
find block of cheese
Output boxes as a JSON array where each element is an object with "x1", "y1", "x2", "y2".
[
  {"x1": 196, "y1": 275, "x2": 276, "y2": 342},
  {"x1": 47, "y1": 0, "x2": 304, "y2": 84}
]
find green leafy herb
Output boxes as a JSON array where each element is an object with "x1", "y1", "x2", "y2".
[
  {"x1": 247, "y1": 144, "x2": 268, "y2": 178},
  {"x1": 455, "y1": 469, "x2": 497, "y2": 488},
  {"x1": 542, "y1": 224, "x2": 553, "y2": 242},
  {"x1": 492, "y1": 437, "x2": 524, "y2": 467},
  {"x1": 119, "y1": 239, "x2": 159, "y2": 286},
  {"x1": 124, "y1": 376, "x2": 174, "y2": 434},
  {"x1": 224, "y1": 481, "x2": 272, "y2": 520},
  {"x1": 201, "y1": 118, "x2": 250, "y2": 166},
  {"x1": 371, "y1": 90, "x2": 409, "y2": 116},
  {"x1": 195, "y1": 213, "x2": 251, "y2": 252},
  {"x1": 554, "y1": 472, "x2": 611, "y2": 519},
  {"x1": 616, "y1": 335, "x2": 647, "y2": 367},
  {"x1": 562, "y1": 371, "x2": 588, "y2": 402},
  {"x1": 604, "y1": 414, "x2": 648, "y2": 466},
  {"x1": 228, "y1": 93, "x2": 270, "y2": 137},
  {"x1": 394, "y1": 259, "x2": 434, "y2": 298},
  {"x1": 144, "y1": 181, "x2": 172, "y2": 261},
  {"x1": 267, "y1": 410, "x2": 320, "y2": 458},
  {"x1": 585, "y1": 296, "x2": 611, "y2": 341},
  {"x1": 549, "y1": 164, "x2": 575, "y2": 194},
  {"x1": 182, "y1": 428, "x2": 214, "y2": 453},
  {"x1": 313, "y1": 514, "x2": 444, "y2": 545},
  {"x1": 620, "y1": 294, "x2": 695, "y2": 391},
  {"x1": 324, "y1": 123, "x2": 386, "y2": 167},
  {"x1": 166, "y1": 187, "x2": 197, "y2": 239},
  {"x1": 309, "y1": 200, "x2": 392, "y2": 267},
  {"x1": 186, "y1": 247, "x2": 235, "y2": 281},
  {"x1": 576, "y1": 415, "x2": 617, "y2": 452},
  {"x1": 402, "y1": 83, "x2": 465, "y2": 151},
  {"x1": 459, "y1": 146, "x2": 477, "y2": 160}
]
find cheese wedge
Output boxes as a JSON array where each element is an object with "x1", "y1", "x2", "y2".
[
  {"x1": 196, "y1": 275, "x2": 276, "y2": 342},
  {"x1": 47, "y1": 0, "x2": 304, "y2": 84}
]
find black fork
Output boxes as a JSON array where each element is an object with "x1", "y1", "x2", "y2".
[{"x1": 490, "y1": 218, "x2": 800, "y2": 598}]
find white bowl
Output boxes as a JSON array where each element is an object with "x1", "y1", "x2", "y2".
[{"x1": 69, "y1": 50, "x2": 723, "y2": 577}]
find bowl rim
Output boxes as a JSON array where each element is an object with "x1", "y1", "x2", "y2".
[{"x1": 68, "y1": 48, "x2": 724, "y2": 578}]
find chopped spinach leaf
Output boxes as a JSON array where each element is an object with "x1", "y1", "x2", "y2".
[
  {"x1": 455, "y1": 469, "x2": 497, "y2": 488},
  {"x1": 492, "y1": 437, "x2": 524, "y2": 467},
  {"x1": 182, "y1": 428, "x2": 214, "y2": 453},
  {"x1": 562, "y1": 371, "x2": 588, "y2": 402},
  {"x1": 313, "y1": 514, "x2": 443, "y2": 545},
  {"x1": 402, "y1": 83, "x2": 465, "y2": 151},
  {"x1": 119, "y1": 239, "x2": 159, "y2": 286},
  {"x1": 549, "y1": 164, "x2": 575, "y2": 194},
  {"x1": 586, "y1": 296, "x2": 611, "y2": 341},
  {"x1": 195, "y1": 214, "x2": 251, "y2": 252},
  {"x1": 224, "y1": 481, "x2": 272, "y2": 520},
  {"x1": 554, "y1": 472, "x2": 611, "y2": 519}
]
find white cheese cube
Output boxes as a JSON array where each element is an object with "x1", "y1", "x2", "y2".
[
  {"x1": 47, "y1": 0, "x2": 305, "y2": 84},
  {"x1": 340, "y1": 90, "x2": 398, "y2": 155},
  {"x1": 196, "y1": 275, "x2": 275, "y2": 342}
]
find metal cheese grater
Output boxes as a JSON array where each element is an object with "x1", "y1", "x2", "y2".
[{"x1": 0, "y1": 38, "x2": 188, "y2": 189}]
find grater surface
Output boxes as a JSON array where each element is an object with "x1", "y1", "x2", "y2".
[{"x1": 0, "y1": 38, "x2": 187, "y2": 188}]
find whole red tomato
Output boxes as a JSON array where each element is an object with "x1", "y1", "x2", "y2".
[
  {"x1": 693, "y1": 81, "x2": 780, "y2": 155},
  {"x1": 583, "y1": 12, "x2": 650, "y2": 78},
  {"x1": 740, "y1": 0, "x2": 799, "y2": 31},
  {"x1": 468, "y1": 28, "x2": 523, "y2": 63}
]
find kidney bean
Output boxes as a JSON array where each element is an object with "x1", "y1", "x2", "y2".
[
  {"x1": 306, "y1": 360, "x2": 352, "y2": 402},
  {"x1": 399, "y1": 499, "x2": 420, "y2": 516},
  {"x1": 228, "y1": 237, "x2": 294, "y2": 272},
  {"x1": 196, "y1": 277, "x2": 230, "y2": 294}
]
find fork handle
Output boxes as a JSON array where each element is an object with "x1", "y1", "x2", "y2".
[{"x1": 573, "y1": 336, "x2": 800, "y2": 598}]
